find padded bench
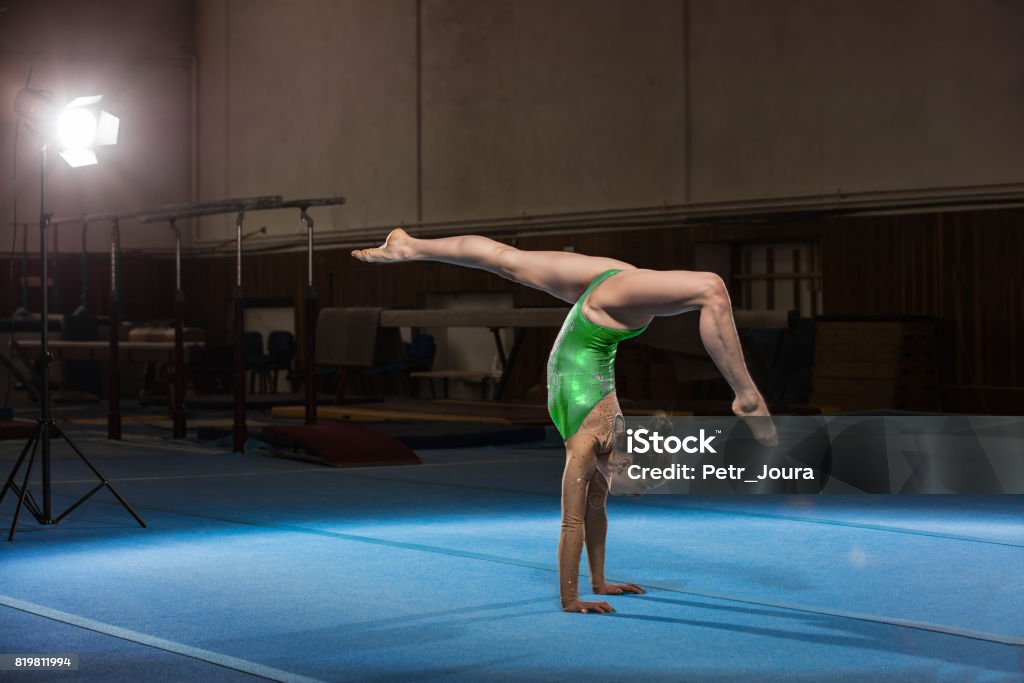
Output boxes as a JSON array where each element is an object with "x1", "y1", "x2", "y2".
[{"x1": 410, "y1": 369, "x2": 502, "y2": 400}]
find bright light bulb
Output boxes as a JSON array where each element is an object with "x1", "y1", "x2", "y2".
[
  {"x1": 59, "y1": 149, "x2": 99, "y2": 168},
  {"x1": 57, "y1": 108, "x2": 98, "y2": 150}
]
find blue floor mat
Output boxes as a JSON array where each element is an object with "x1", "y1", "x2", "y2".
[{"x1": 1, "y1": 431, "x2": 1022, "y2": 682}]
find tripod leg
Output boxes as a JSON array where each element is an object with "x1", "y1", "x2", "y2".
[
  {"x1": 1, "y1": 423, "x2": 41, "y2": 506},
  {"x1": 52, "y1": 425, "x2": 147, "y2": 529},
  {"x1": 8, "y1": 425, "x2": 43, "y2": 541}
]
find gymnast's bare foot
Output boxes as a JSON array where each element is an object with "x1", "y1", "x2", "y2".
[
  {"x1": 593, "y1": 582, "x2": 645, "y2": 596},
  {"x1": 733, "y1": 393, "x2": 779, "y2": 447},
  {"x1": 351, "y1": 228, "x2": 416, "y2": 262}
]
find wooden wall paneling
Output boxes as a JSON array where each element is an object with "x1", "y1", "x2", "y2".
[{"x1": 3, "y1": 206, "x2": 1021, "y2": 407}]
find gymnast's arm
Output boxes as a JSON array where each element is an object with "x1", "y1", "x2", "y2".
[
  {"x1": 558, "y1": 439, "x2": 614, "y2": 614},
  {"x1": 584, "y1": 470, "x2": 645, "y2": 598}
]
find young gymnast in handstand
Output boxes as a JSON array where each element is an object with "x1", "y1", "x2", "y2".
[{"x1": 353, "y1": 229, "x2": 775, "y2": 614}]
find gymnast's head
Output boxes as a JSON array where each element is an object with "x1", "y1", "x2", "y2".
[{"x1": 600, "y1": 413, "x2": 674, "y2": 496}]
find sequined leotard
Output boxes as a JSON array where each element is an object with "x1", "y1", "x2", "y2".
[{"x1": 546, "y1": 270, "x2": 648, "y2": 441}]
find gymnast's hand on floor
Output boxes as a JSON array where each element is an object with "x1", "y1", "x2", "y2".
[
  {"x1": 593, "y1": 582, "x2": 645, "y2": 596},
  {"x1": 562, "y1": 599, "x2": 615, "y2": 614}
]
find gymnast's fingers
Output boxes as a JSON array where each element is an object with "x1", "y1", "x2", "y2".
[{"x1": 566, "y1": 600, "x2": 614, "y2": 614}]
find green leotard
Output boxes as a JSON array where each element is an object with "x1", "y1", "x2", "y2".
[{"x1": 546, "y1": 270, "x2": 648, "y2": 441}]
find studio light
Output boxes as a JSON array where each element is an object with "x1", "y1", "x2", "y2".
[
  {"x1": 13, "y1": 88, "x2": 119, "y2": 167},
  {"x1": 2, "y1": 84, "x2": 142, "y2": 541}
]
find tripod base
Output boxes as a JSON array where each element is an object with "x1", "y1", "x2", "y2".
[{"x1": 0, "y1": 419, "x2": 147, "y2": 541}]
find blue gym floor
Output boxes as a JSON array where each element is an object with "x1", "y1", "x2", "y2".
[{"x1": 1, "y1": 423, "x2": 1022, "y2": 682}]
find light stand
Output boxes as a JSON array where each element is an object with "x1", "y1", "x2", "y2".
[{"x1": 1, "y1": 139, "x2": 145, "y2": 540}]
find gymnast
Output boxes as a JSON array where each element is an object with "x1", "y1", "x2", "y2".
[{"x1": 353, "y1": 229, "x2": 776, "y2": 614}]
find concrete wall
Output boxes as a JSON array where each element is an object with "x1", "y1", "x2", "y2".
[
  {"x1": 420, "y1": 0, "x2": 687, "y2": 220},
  {"x1": 194, "y1": 0, "x2": 418, "y2": 241},
  {"x1": 195, "y1": 0, "x2": 688, "y2": 241},
  {"x1": 192, "y1": 0, "x2": 1024, "y2": 245},
  {"x1": 0, "y1": 0, "x2": 194, "y2": 253},
  {"x1": 689, "y1": 0, "x2": 1024, "y2": 200},
  {"x1": 6, "y1": 1, "x2": 1022, "y2": 250}
]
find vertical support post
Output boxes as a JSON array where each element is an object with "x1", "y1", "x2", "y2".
[
  {"x1": 172, "y1": 220, "x2": 186, "y2": 438},
  {"x1": 232, "y1": 209, "x2": 247, "y2": 452},
  {"x1": 79, "y1": 221, "x2": 89, "y2": 309},
  {"x1": 19, "y1": 223, "x2": 29, "y2": 313},
  {"x1": 38, "y1": 144, "x2": 52, "y2": 520},
  {"x1": 51, "y1": 224, "x2": 60, "y2": 315},
  {"x1": 108, "y1": 218, "x2": 121, "y2": 440},
  {"x1": 303, "y1": 208, "x2": 317, "y2": 424}
]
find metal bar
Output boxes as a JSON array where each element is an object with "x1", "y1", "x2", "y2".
[
  {"x1": 51, "y1": 223, "x2": 60, "y2": 315},
  {"x1": 83, "y1": 208, "x2": 150, "y2": 224},
  {"x1": 302, "y1": 209, "x2": 317, "y2": 424},
  {"x1": 181, "y1": 182, "x2": 1024, "y2": 248},
  {"x1": 173, "y1": 221, "x2": 186, "y2": 438},
  {"x1": 262, "y1": 196, "x2": 346, "y2": 421},
  {"x1": 86, "y1": 195, "x2": 283, "y2": 230},
  {"x1": 275, "y1": 198, "x2": 347, "y2": 424},
  {"x1": 140, "y1": 195, "x2": 283, "y2": 223},
  {"x1": 305, "y1": 284, "x2": 317, "y2": 424},
  {"x1": 235, "y1": 210, "x2": 243, "y2": 288},
  {"x1": 38, "y1": 144, "x2": 51, "y2": 520},
  {"x1": 276, "y1": 197, "x2": 346, "y2": 210},
  {"x1": 53, "y1": 424, "x2": 146, "y2": 528},
  {"x1": 18, "y1": 223, "x2": 28, "y2": 312},
  {"x1": 232, "y1": 208, "x2": 246, "y2": 452},
  {"x1": 137, "y1": 197, "x2": 284, "y2": 445},
  {"x1": 53, "y1": 482, "x2": 105, "y2": 522},
  {"x1": 79, "y1": 221, "x2": 88, "y2": 308},
  {"x1": 793, "y1": 249, "x2": 802, "y2": 313},
  {"x1": 50, "y1": 215, "x2": 86, "y2": 225},
  {"x1": 108, "y1": 219, "x2": 121, "y2": 440},
  {"x1": 0, "y1": 418, "x2": 38, "y2": 507},
  {"x1": 149, "y1": 195, "x2": 283, "y2": 214},
  {"x1": 7, "y1": 425, "x2": 41, "y2": 541},
  {"x1": 141, "y1": 206, "x2": 236, "y2": 223},
  {"x1": 305, "y1": 211, "x2": 313, "y2": 286}
]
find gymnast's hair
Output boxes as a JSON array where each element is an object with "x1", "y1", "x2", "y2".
[{"x1": 613, "y1": 411, "x2": 675, "y2": 471}]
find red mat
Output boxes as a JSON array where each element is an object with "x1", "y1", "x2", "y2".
[
  {"x1": 262, "y1": 423, "x2": 420, "y2": 468},
  {"x1": 0, "y1": 422, "x2": 39, "y2": 440}
]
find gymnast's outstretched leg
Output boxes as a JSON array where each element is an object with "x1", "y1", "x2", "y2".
[
  {"x1": 355, "y1": 230, "x2": 774, "y2": 443},
  {"x1": 352, "y1": 228, "x2": 634, "y2": 304}
]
